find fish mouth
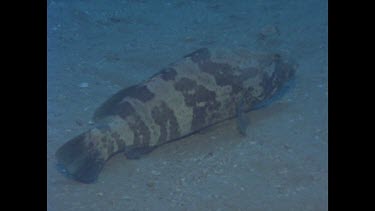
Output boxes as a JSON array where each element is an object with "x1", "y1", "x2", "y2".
[
  {"x1": 281, "y1": 55, "x2": 298, "y2": 79},
  {"x1": 275, "y1": 54, "x2": 297, "y2": 82}
]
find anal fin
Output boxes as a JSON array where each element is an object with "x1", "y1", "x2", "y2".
[{"x1": 123, "y1": 146, "x2": 157, "y2": 160}]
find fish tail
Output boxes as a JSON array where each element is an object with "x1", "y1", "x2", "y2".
[
  {"x1": 55, "y1": 132, "x2": 106, "y2": 183},
  {"x1": 55, "y1": 116, "x2": 140, "y2": 183}
]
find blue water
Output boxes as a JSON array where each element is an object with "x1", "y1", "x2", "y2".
[{"x1": 48, "y1": 0, "x2": 327, "y2": 210}]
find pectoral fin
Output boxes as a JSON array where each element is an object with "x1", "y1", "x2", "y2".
[{"x1": 236, "y1": 96, "x2": 250, "y2": 136}]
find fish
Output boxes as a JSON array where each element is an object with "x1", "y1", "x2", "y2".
[{"x1": 55, "y1": 47, "x2": 296, "y2": 183}]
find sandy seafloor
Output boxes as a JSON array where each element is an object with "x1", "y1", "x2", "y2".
[{"x1": 47, "y1": 0, "x2": 328, "y2": 210}]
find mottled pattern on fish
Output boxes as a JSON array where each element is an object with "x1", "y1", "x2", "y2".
[{"x1": 55, "y1": 47, "x2": 296, "y2": 183}]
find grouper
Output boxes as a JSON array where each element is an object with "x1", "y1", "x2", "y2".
[{"x1": 55, "y1": 47, "x2": 296, "y2": 183}]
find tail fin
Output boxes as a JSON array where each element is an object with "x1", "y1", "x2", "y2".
[{"x1": 55, "y1": 133, "x2": 105, "y2": 184}]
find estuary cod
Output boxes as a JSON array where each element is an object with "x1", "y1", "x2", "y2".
[{"x1": 56, "y1": 47, "x2": 296, "y2": 183}]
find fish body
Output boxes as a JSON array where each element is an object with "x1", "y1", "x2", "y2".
[{"x1": 56, "y1": 47, "x2": 296, "y2": 183}]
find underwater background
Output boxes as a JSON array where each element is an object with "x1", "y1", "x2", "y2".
[{"x1": 47, "y1": 0, "x2": 327, "y2": 210}]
